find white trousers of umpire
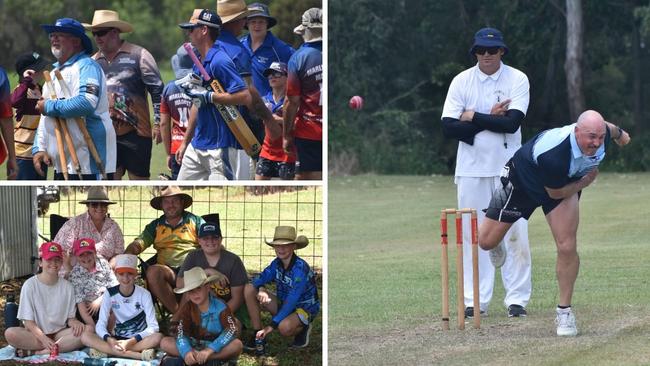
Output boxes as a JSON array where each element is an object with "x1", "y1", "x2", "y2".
[
  {"x1": 178, "y1": 144, "x2": 251, "y2": 180},
  {"x1": 456, "y1": 176, "x2": 532, "y2": 312}
]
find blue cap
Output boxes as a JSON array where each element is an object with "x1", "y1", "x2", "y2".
[
  {"x1": 199, "y1": 221, "x2": 222, "y2": 238},
  {"x1": 469, "y1": 27, "x2": 508, "y2": 56},
  {"x1": 41, "y1": 18, "x2": 94, "y2": 55},
  {"x1": 263, "y1": 61, "x2": 288, "y2": 77}
]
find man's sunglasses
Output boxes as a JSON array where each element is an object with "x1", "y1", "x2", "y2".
[
  {"x1": 268, "y1": 71, "x2": 287, "y2": 79},
  {"x1": 474, "y1": 47, "x2": 501, "y2": 55},
  {"x1": 92, "y1": 29, "x2": 113, "y2": 37}
]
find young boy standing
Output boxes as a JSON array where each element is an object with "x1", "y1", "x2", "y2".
[
  {"x1": 81, "y1": 254, "x2": 161, "y2": 361},
  {"x1": 244, "y1": 226, "x2": 320, "y2": 352},
  {"x1": 5, "y1": 242, "x2": 85, "y2": 357},
  {"x1": 67, "y1": 238, "x2": 118, "y2": 327}
]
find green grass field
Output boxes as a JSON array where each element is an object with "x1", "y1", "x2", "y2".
[
  {"x1": 0, "y1": 68, "x2": 175, "y2": 181},
  {"x1": 329, "y1": 173, "x2": 650, "y2": 365}
]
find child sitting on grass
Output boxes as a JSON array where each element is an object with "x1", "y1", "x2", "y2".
[
  {"x1": 5, "y1": 242, "x2": 85, "y2": 357},
  {"x1": 81, "y1": 254, "x2": 161, "y2": 361},
  {"x1": 243, "y1": 226, "x2": 320, "y2": 353},
  {"x1": 160, "y1": 266, "x2": 242, "y2": 366},
  {"x1": 68, "y1": 238, "x2": 118, "y2": 328}
]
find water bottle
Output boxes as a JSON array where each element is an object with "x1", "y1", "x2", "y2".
[
  {"x1": 255, "y1": 337, "x2": 266, "y2": 356},
  {"x1": 83, "y1": 358, "x2": 117, "y2": 366},
  {"x1": 4, "y1": 292, "x2": 18, "y2": 329}
]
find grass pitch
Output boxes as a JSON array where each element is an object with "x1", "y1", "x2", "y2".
[{"x1": 329, "y1": 173, "x2": 650, "y2": 365}]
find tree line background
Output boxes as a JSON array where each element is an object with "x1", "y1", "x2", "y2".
[
  {"x1": 329, "y1": 0, "x2": 650, "y2": 175},
  {"x1": 0, "y1": 0, "x2": 320, "y2": 81}
]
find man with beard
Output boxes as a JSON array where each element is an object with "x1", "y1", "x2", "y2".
[
  {"x1": 125, "y1": 186, "x2": 205, "y2": 313},
  {"x1": 34, "y1": 17, "x2": 116, "y2": 180}
]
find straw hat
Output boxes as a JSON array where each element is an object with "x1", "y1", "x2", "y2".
[
  {"x1": 83, "y1": 10, "x2": 134, "y2": 33},
  {"x1": 217, "y1": 0, "x2": 254, "y2": 24},
  {"x1": 79, "y1": 186, "x2": 116, "y2": 205},
  {"x1": 265, "y1": 226, "x2": 309, "y2": 249},
  {"x1": 174, "y1": 267, "x2": 223, "y2": 294},
  {"x1": 150, "y1": 186, "x2": 193, "y2": 210}
]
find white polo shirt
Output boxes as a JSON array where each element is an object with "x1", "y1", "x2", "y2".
[{"x1": 441, "y1": 62, "x2": 530, "y2": 177}]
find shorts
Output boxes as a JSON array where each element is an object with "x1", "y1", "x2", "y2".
[
  {"x1": 255, "y1": 156, "x2": 296, "y2": 179},
  {"x1": 17, "y1": 158, "x2": 47, "y2": 180},
  {"x1": 295, "y1": 138, "x2": 322, "y2": 173},
  {"x1": 116, "y1": 130, "x2": 152, "y2": 178},
  {"x1": 484, "y1": 160, "x2": 573, "y2": 222},
  {"x1": 178, "y1": 144, "x2": 250, "y2": 180}
]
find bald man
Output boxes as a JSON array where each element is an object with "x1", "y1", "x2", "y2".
[{"x1": 478, "y1": 110, "x2": 630, "y2": 336}]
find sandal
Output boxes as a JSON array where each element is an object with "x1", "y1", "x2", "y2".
[{"x1": 14, "y1": 348, "x2": 36, "y2": 358}]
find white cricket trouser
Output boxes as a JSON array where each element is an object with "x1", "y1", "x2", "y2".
[
  {"x1": 178, "y1": 144, "x2": 251, "y2": 180},
  {"x1": 456, "y1": 176, "x2": 532, "y2": 311}
]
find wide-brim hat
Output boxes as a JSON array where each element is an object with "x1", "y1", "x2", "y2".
[
  {"x1": 217, "y1": 0, "x2": 255, "y2": 24},
  {"x1": 79, "y1": 186, "x2": 116, "y2": 205},
  {"x1": 265, "y1": 226, "x2": 309, "y2": 249},
  {"x1": 82, "y1": 10, "x2": 133, "y2": 33},
  {"x1": 469, "y1": 27, "x2": 509, "y2": 56},
  {"x1": 174, "y1": 267, "x2": 223, "y2": 294},
  {"x1": 294, "y1": 8, "x2": 322, "y2": 35},
  {"x1": 150, "y1": 186, "x2": 193, "y2": 210},
  {"x1": 246, "y1": 3, "x2": 277, "y2": 29},
  {"x1": 41, "y1": 18, "x2": 94, "y2": 55}
]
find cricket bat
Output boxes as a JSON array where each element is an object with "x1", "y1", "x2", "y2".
[{"x1": 182, "y1": 43, "x2": 261, "y2": 157}]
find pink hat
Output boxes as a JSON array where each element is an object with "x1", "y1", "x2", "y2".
[
  {"x1": 40, "y1": 242, "x2": 64, "y2": 261},
  {"x1": 72, "y1": 238, "x2": 96, "y2": 256}
]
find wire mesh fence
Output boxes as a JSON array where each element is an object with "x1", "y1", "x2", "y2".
[{"x1": 38, "y1": 186, "x2": 323, "y2": 274}]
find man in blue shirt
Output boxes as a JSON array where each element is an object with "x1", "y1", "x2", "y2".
[
  {"x1": 240, "y1": 3, "x2": 294, "y2": 97},
  {"x1": 176, "y1": 9, "x2": 252, "y2": 180},
  {"x1": 478, "y1": 110, "x2": 630, "y2": 337}
]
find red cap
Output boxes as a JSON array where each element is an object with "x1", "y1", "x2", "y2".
[
  {"x1": 72, "y1": 238, "x2": 96, "y2": 257},
  {"x1": 40, "y1": 242, "x2": 64, "y2": 261}
]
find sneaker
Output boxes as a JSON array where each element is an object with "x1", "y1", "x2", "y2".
[
  {"x1": 464, "y1": 306, "x2": 487, "y2": 319},
  {"x1": 290, "y1": 323, "x2": 312, "y2": 349},
  {"x1": 489, "y1": 242, "x2": 507, "y2": 268},
  {"x1": 254, "y1": 337, "x2": 267, "y2": 356},
  {"x1": 141, "y1": 348, "x2": 155, "y2": 361},
  {"x1": 89, "y1": 348, "x2": 107, "y2": 358},
  {"x1": 555, "y1": 308, "x2": 578, "y2": 336},
  {"x1": 242, "y1": 335, "x2": 257, "y2": 353},
  {"x1": 508, "y1": 304, "x2": 527, "y2": 317}
]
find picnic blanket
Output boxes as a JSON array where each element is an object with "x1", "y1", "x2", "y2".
[{"x1": 0, "y1": 346, "x2": 161, "y2": 365}]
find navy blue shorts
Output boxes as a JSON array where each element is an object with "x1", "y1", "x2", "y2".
[
  {"x1": 485, "y1": 160, "x2": 571, "y2": 223},
  {"x1": 295, "y1": 138, "x2": 322, "y2": 173},
  {"x1": 256, "y1": 156, "x2": 296, "y2": 179},
  {"x1": 116, "y1": 130, "x2": 152, "y2": 178}
]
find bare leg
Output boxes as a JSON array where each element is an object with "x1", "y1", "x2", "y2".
[
  {"x1": 545, "y1": 194, "x2": 580, "y2": 306},
  {"x1": 53, "y1": 328, "x2": 84, "y2": 352},
  {"x1": 244, "y1": 284, "x2": 278, "y2": 330},
  {"x1": 478, "y1": 217, "x2": 515, "y2": 250},
  {"x1": 160, "y1": 336, "x2": 180, "y2": 356},
  {"x1": 82, "y1": 332, "x2": 158, "y2": 360},
  {"x1": 277, "y1": 313, "x2": 305, "y2": 337},
  {"x1": 208, "y1": 339, "x2": 243, "y2": 360},
  {"x1": 5, "y1": 327, "x2": 48, "y2": 354},
  {"x1": 147, "y1": 265, "x2": 178, "y2": 313}
]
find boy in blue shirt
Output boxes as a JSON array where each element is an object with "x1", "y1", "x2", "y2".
[{"x1": 244, "y1": 226, "x2": 320, "y2": 352}]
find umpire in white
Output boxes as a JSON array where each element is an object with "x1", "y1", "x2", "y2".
[{"x1": 440, "y1": 27, "x2": 531, "y2": 318}]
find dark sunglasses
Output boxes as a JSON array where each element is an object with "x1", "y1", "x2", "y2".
[
  {"x1": 268, "y1": 71, "x2": 286, "y2": 79},
  {"x1": 474, "y1": 46, "x2": 501, "y2": 55},
  {"x1": 92, "y1": 29, "x2": 113, "y2": 37}
]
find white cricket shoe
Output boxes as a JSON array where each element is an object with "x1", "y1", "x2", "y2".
[
  {"x1": 489, "y1": 242, "x2": 507, "y2": 268},
  {"x1": 555, "y1": 308, "x2": 578, "y2": 336}
]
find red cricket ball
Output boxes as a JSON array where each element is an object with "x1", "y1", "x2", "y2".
[{"x1": 349, "y1": 95, "x2": 364, "y2": 110}]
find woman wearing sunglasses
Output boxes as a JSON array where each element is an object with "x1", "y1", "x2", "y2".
[{"x1": 53, "y1": 186, "x2": 125, "y2": 277}]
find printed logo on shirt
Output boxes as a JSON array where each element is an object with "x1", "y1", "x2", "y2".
[
  {"x1": 118, "y1": 58, "x2": 136, "y2": 65},
  {"x1": 257, "y1": 56, "x2": 269, "y2": 64}
]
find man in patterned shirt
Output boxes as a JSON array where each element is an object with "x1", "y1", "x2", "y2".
[
  {"x1": 83, "y1": 10, "x2": 164, "y2": 180},
  {"x1": 125, "y1": 186, "x2": 205, "y2": 313}
]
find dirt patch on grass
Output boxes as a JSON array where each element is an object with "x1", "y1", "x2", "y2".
[{"x1": 329, "y1": 311, "x2": 650, "y2": 366}]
